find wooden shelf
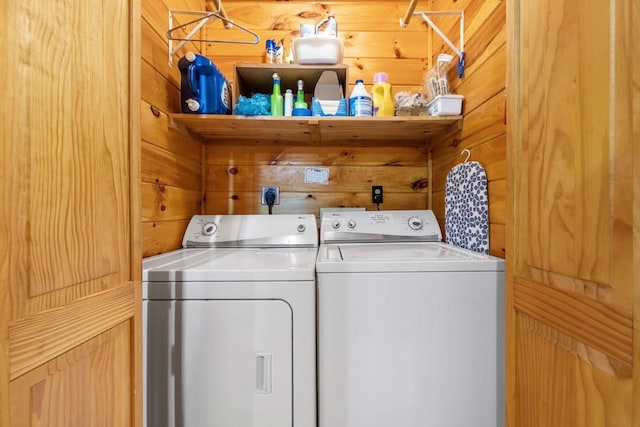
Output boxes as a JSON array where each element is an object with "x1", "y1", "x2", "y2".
[{"x1": 168, "y1": 114, "x2": 463, "y2": 147}]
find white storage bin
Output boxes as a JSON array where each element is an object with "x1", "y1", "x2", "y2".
[{"x1": 426, "y1": 94, "x2": 464, "y2": 116}]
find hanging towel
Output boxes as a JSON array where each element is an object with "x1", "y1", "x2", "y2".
[{"x1": 445, "y1": 160, "x2": 489, "y2": 254}]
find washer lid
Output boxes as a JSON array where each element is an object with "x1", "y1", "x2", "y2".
[
  {"x1": 144, "y1": 247, "x2": 318, "y2": 281},
  {"x1": 316, "y1": 242, "x2": 504, "y2": 273}
]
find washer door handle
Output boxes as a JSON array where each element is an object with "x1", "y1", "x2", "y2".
[{"x1": 256, "y1": 353, "x2": 272, "y2": 394}]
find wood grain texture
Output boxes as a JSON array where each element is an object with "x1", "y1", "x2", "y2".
[
  {"x1": 141, "y1": 100, "x2": 205, "y2": 165},
  {"x1": 170, "y1": 114, "x2": 462, "y2": 146},
  {"x1": 206, "y1": 164, "x2": 429, "y2": 192},
  {"x1": 425, "y1": 0, "x2": 507, "y2": 261},
  {"x1": 206, "y1": 144, "x2": 429, "y2": 166},
  {"x1": 507, "y1": 0, "x2": 638, "y2": 423},
  {"x1": 10, "y1": 321, "x2": 132, "y2": 427},
  {"x1": 190, "y1": 1, "x2": 459, "y2": 221},
  {"x1": 141, "y1": 142, "x2": 201, "y2": 190},
  {"x1": 2, "y1": 0, "x2": 139, "y2": 423},
  {"x1": 141, "y1": 182, "x2": 203, "y2": 222},
  {"x1": 205, "y1": 191, "x2": 428, "y2": 215},
  {"x1": 140, "y1": 0, "x2": 206, "y2": 257},
  {"x1": 514, "y1": 277, "x2": 633, "y2": 374},
  {"x1": 515, "y1": 313, "x2": 632, "y2": 427},
  {"x1": 633, "y1": 0, "x2": 640, "y2": 421},
  {"x1": 9, "y1": 284, "x2": 135, "y2": 380},
  {"x1": 142, "y1": 220, "x2": 191, "y2": 258}
]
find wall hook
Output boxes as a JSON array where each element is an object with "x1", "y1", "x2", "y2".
[{"x1": 461, "y1": 149, "x2": 471, "y2": 163}]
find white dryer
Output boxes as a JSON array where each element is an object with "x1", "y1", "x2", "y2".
[
  {"x1": 316, "y1": 210, "x2": 505, "y2": 427},
  {"x1": 143, "y1": 214, "x2": 318, "y2": 427}
]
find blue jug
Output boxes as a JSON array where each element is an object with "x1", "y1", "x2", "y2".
[{"x1": 178, "y1": 52, "x2": 230, "y2": 114}]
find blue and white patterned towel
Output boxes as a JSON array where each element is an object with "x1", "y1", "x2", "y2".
[{"x1": 445, "y1": 161, "x2": 489, "y2": 254}]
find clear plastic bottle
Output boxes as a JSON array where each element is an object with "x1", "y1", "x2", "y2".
[
  {"x1": 371, "y1": 72, "x2": 394, "y2": 117},
  {"x1": 349, "y1": 79, "x2": 372, "y2": 117}
]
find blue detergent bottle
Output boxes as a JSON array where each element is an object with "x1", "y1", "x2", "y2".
[{"x1": 178, "y1": 52, "x2": 230, "y2": 114}]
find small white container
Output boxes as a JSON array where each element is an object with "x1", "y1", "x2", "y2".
[
  {"x1": 284, "y1": 89, "x2": 293, "y2": 116},
  {"x1": 292, "y1": 35, "x2": 343, "y2": 65},
  {"x1": 426, "y1": 94, "x2": 464, "y2": 116}
]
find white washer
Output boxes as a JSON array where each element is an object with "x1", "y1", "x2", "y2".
[
  {"x1": 143, "y1": 214, "x2": 318, "y2": 427},
  {"x1": 316, "y1": 210, "x2": 505, "y2": 427}
]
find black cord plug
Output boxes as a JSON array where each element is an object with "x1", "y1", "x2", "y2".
[{"x1": 265, "y1": 189, "x2": 276, "y2": 215}]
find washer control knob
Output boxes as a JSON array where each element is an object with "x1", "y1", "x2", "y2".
[
  {"x1": 408, "y1": 216, "x2": 423, "y2": 230},
  {"x1": 202, "y1": 221, "x2": 217, "y2": 236},
  {"x1": 297, "y1": 224, "x2": 306, "y2": 232},
  {"x1": 332, "y1": 220, "x2": 341, "y2": 229},
  {"x1": 347, "y1": 220, "x2": 357, "y2": 229}
]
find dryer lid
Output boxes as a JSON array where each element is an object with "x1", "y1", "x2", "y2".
[{"x1": 143, "y1": 247, "x2": 319, "y2": 282}]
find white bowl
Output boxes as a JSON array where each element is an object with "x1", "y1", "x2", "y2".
[{"x1": 292, "y1": 36, "x2": 343, "y2": 65}]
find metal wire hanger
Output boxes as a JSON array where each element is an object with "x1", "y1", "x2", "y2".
[{"x1": 167, "y1": 9, "x2": 260, "y2": 66}]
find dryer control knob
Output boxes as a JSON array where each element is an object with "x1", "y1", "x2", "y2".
[
  {"x1": 297, "y1": 224, "x2": 306, "y2": 232},
  {"x1": 332, "y1": 220, "x2": 341, "y2": 229},
  {"x1": 408, "y1": 216, "x2": 423, "y2": 230},
  {"x1": 202, "y1": 221, "x2": 217, "y2": 236},
  {"x1": 347, "y1": 220, "x2": 357, "y2": 229}
]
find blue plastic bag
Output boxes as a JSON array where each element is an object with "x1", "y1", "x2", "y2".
[{"x1": 233, "y1": 93, "x2": 271, "y2": 116}]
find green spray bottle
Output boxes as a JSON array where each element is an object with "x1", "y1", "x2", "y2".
[
  {"x1": 294, "y1": 79, "x2": 307, "y2": 109},
  {"x1": 271, "y1": 73, "x2": 283, "y2": 116}
]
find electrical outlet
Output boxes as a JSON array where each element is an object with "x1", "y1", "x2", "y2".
[
  {"x1": 372, "y1": 185, "x2": 383, "y2": 204},
  {"x1": 261, "y1": 186, "x2": 280, "y2": 205}
]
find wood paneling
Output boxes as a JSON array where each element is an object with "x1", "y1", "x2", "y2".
[
  {"x1": 10, "y1": 321, "x2": 132, "y2": 427},
  {"x1": 427, "y1": 0, "x2": 507, "y2": 257},
  {"x1": 206, "y1": 191, "x2": 428, "y2": 215},
  {"x1": 197, "y1": 1, "x2": 446, "y2": 218},
  {"x1": 1, "y1": 0, "x2": 140, "y2": 423},
  {"x1": 9, "y1": 284, "x2": 135, "y2": 380},
  {"x1": 205, "y1": 164, "x2": 428, "y2": 193},
  {"x1": 144, "y1": 0, "x2": 506, "y2": 250},
  {"x1": 141, "y1": 0, "x2": 205, "y2": 255},
  {"x1": 205, "y1": 143, "x2": 428, "y2": 216},
  {"x1": 515, "y1": 313, "x2": 632, "y2": 426},
  {"x1": 142, "y1": 220, "x2": 191, "y2": 258},
  {"x1": 507, "y1": 0, "x2": 638, "y2": 423},
  {"x1": 207, "y1": 144, "x2": 429, "y2": 166},
  {"x1": 141, "y1": 182, "x2": 203, "y2": 222}
]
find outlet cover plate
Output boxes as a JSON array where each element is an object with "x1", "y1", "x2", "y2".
[
  {"x1": 261, "y1": 187, "x2": 280, "y2": 205},
  {"x1": 372, "y1": 185, "x2": 383, "y2": 204}
]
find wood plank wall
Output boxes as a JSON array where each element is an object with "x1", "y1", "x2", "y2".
[
  {"x1": 203, "y1": 0, "x2": 506, "y2": 257},
  {"x1": 428, "y1": 0, "x2": 507, "y2": 257},
  {"x1": 146, "y1": 0, "x2": 507, "y2": 258},
  {"x1": 141, "y1": 0, "x2": 206, "y2": 256},
  {"x1": 202, "y1": 1, "x2": 432, "y2": 218}
]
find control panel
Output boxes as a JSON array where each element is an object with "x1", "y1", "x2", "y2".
[
  {"x1": 320, "y1": 210, "x2": 442, "y2": 243},
  {"x1": 182, "y1": 214, "x2": 318, "y2": 248}
]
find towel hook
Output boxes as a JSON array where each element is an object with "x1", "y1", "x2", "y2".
[{"x1": 461, "y1": 149, "x2": 471, "y2": 163}]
